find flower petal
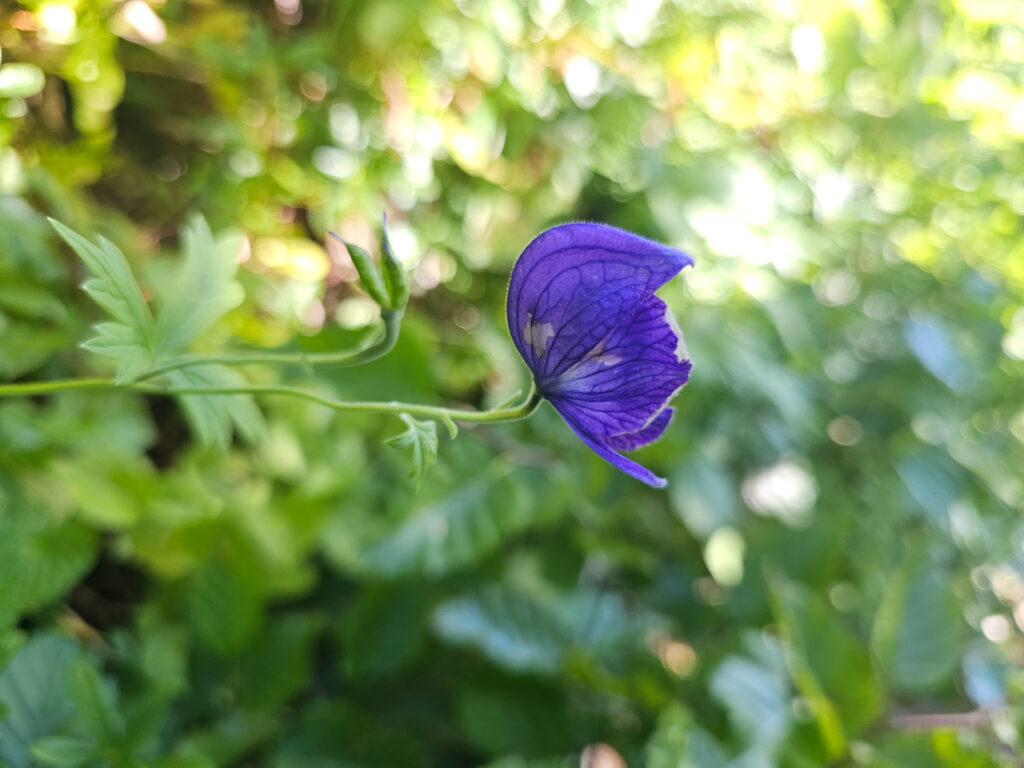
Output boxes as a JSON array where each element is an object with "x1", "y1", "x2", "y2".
[
  {"x1": 545, "y1": 294, "x2": 691, "y2": 439},
  {"x1": 555, "y1": 406, "x2": 668, "y2": 489},
  {"x1": 604, "y1": 407, "x2": 674, "y2": 451},
  {"x1": 507, "y1": 223, "x2": 693, "y2": 383}
]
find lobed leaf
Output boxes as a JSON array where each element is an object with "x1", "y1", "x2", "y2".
[
  {"x1": 49, "y1": 220, "x2": 154, "y2": 347},
  {"x1": 80, "y1": 322, "x2": 155, "y2": 384},
  {"x1": 154, "y1": 214, "x2": 244, "y2": 355},
  {"x1": 166, "y1": 365, "x2": 265, "y2": 450},
  {"x1": 384, "y1": 414, "x2": 438, "y2": 486},
  {"x1": 49, "y1": 219, "x2": 156, "y2": 378}
]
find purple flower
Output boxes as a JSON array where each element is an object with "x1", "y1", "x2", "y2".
[{"x1": 508, "y1": 222, "x2": 693, "y2": 488}]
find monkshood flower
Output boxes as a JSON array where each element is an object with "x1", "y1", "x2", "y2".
[{"x1": 507, "y1": 223, "x2": 693, "y2": 488}]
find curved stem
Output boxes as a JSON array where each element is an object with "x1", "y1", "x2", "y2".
[
  {"x1": 132, "y1": 309, "x2": 404, "y2": 382},
  {"x1": 132, "y1": 381, "x2": 542, "y2": 424},
  {"x1": 0, "y1": 373, "x2": 542, "y2": 425}
]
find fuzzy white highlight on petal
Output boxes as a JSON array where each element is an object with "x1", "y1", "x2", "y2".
[
  {"x1": 664, "y1": 306, "x2": 687, "y2": 361},
  {"x1": 523, "y1": 315, "x2": 555, "y2": 356}
]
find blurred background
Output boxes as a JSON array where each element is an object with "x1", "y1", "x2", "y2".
[{"x1": 1, "y1": 0, "x2": 1024, "y2": 765}]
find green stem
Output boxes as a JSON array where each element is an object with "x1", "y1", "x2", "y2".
[
  {"x1": 133, "y1": 381, "x2": 542, "y2": 424},
  {"x1": 132, "y1": 309, "x2": 404, "y2": 382},
  {"x1": 0, "y1": 374, "x2": 542, "y2": 425},
  {"x1": 0, "y1": 378, "x2": 114, "y2": 396}
]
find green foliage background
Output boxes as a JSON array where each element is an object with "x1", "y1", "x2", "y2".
[{"x1": 2, "y1": 0, "x2": 1024, "y2": 765}]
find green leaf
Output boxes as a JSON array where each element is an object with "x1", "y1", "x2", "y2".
[
  {"x1": 69, "y1": 660, "x2": 124, "y2": 745},
  {"x1": 80, "y1": 322, "x2": 154, "y2": 384},
  {"x1": 167, "y1": 365, "x2": 264, "y2": 450},
  {"x1": 154, "y1": 214, "x2": 243, "y2": 355},
  {"x1": 433, "y1": 585, "x2": 567, "y2": 674},
  {"x1": 30, "y1": 736, "x2": 98, "y2": 768},
  {"x1": 0, "y1": 498, "x2": 97, "y2": 624},
  {"x1": 342, "y1": 584, "x2": 431, "y2": 682},
  {"x1": 270, "y1": 700, "x2": 429, "y2": 768},
  {"x1": 187, "y1": 557, "x2": 263, "y2": 655},
  {"x1": 872, "y1": 731, "x2": 1007, "y2": 768},
  {"x1": 483, "y1": 758, "x2": 566, "y2": 768},
  {"x1": 872, "y1": 556, "x2": 962, "y2": 693},
  {"x1": 670, "y1": 454, "x2": 738, "y2": 540},
  {"x1": 147, "y1": 751, "x2": 216, "y2": 768},
  {"x1": 772, "y1": 579, "x2": 884, "y2": 760},
  {"x1": 0, "y1": 281, "x2": 67, "y2": 321},
  {"x1": 0, "y1": 325, "x2": 71, "y2": 380},
  {"x1": 384, "y1": 414, "x2": 438, "y2": 485},
  {"x1": 0, "y1": 63, "x2": 46, "y2": 100},
  {"x1": 709, "y1": 650, "x2": 790, "y2": 757},
  {"x1": 235, "y1": 613, "x2": 323, "y2": 711},
  {"x1": 49, "y1": 220, "x2": 154, "y2": 348},
  {"x1": 456, "y1": 684, "x2": 578, "y2": 758},
  {"x1": 48, "y1": 219, "x2": 156, "y2": 381},
  {"x1": 645, "y1": 703, "x2": 729, "y2": 768},
  {"x1": 359, "y1": 467, "x2": 550, "y2": 578},
  {"x1": 0, "y1": 634, "x2": 81, "y2": 768}
]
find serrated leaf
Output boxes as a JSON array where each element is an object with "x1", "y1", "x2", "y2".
[
  {"x1": 167, "y1": 365, "x2": 264, "y2": 450},
  {"x1": 49, "y1": 220, "x2": 154, "y2": 346},
  {"x1": 434, "y1": 586, "x2": 567, "y2": 674},
  {"x1": 49, "y1": 220, "x2": 155, "y2": 379},
  {"x1": 360, "y1": 469, "x2": 541, "y2": 577},
  {"x1": 155, "y1": 214, "x2": 243, "y2": 355},
  {"x1": 0, "y1": 634, "x2": 81, "y2": 768},
  {"x1": 384, "y1": 414, "x2": 438, "y2": 485},
  {"x1": 80, "y1": 322, "x2": 154, "y2": 384}
]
